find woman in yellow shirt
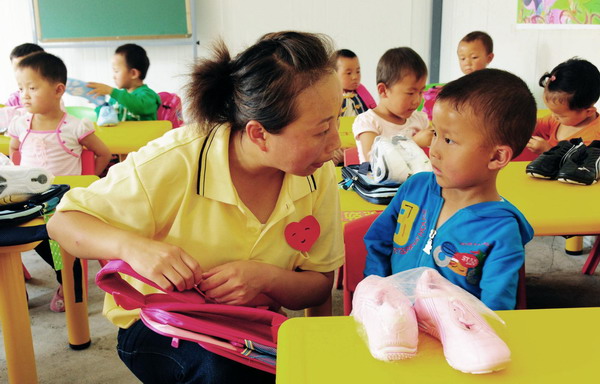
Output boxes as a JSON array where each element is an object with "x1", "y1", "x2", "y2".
[{"x1": 48, "y1": 31, "x2": 344, "y2": 383}]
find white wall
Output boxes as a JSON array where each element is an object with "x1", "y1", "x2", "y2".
[
  {"x1": 439, "y1": 0, "x2": 600, "y2": 108},
  {"x1": 0, "y1": 0, "x2": 432, "y2": 112}
]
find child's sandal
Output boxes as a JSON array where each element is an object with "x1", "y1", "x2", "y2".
[{"x1": 50, "y1": 286, "x2": 65, "y2": 313}]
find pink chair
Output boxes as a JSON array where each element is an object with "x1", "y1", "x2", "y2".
[{"x1": 342, "y1": 213, "x2": 527, "y2": 315}]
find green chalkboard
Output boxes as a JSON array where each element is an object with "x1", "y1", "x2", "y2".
[{"x1": 34, "y1": 0, "x2": 191, "y2": 42}]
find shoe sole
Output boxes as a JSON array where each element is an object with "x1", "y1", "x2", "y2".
[
  {"x1": 0, "y1": 168, "x2": 52, "y2": 198},
  {"x1": 526, "y1": 171, "x2": 555, "y2": 179},
  {"x1": 557, "y1": 177, "x2": 597, "y2": 186},
  {"x1": 372, "y1": 346, "x2": 417, "y2": 361}
]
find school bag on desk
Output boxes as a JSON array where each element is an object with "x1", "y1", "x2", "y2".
[
  {"x1": 339, "y1": 164, "x2": 401, "y2": 205},
  {"x1": 96, "y1": 260, "x2": 287, "y2": 374}
]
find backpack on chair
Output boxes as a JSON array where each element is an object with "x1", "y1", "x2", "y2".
[{"x1": 157, "y1": 92, "x2": 184, "y2": 128}]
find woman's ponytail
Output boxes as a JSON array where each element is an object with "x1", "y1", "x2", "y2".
[{"x1": 186, "y1": 40, "x2": 235, "y2": 131}]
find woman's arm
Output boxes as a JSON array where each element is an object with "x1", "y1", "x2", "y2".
[{"x1": 48, "y1": 210, "x2": 203, "y2": 291}]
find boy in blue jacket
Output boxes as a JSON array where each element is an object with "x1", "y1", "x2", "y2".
[{"x1": 364, "y1": 69, "x2": 536, "y2": 310}]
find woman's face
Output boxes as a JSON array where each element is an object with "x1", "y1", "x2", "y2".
[{"x1": 268, "y1": 73, "x2": 342, "y2": 176}]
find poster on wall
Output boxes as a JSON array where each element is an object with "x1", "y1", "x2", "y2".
[{"x1": 517, "y1": 0, "x2": 600, "y2": 28}]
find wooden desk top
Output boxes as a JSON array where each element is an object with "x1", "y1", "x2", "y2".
[{"x1": 277, "y1": 308, "x2": 600, "y2": 383}]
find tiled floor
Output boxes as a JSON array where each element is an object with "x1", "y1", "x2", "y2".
[{"x1": 1, "y1": 236, "x2": 599, "y2": 383}]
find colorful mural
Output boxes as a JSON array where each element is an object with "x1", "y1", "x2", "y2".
[{"x1": 517, "y1": 0, "x2": 600, "y2": 26}]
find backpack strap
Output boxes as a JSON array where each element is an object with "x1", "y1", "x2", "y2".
[{"x1": 95, "y1": 260, "x2": 207, "y2": 310}]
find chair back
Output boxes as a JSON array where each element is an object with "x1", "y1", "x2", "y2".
[{"x1": 342, "y1": 212, "x2": 527, "y2": 315}]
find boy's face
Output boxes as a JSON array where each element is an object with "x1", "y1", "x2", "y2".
[
  {"x1": 430, "y1": 100, "x2": 495, "y2": 191},
  {"x1": 112, "y1": 53, "x2": 135, "y2": 89},
  {"x1": 336, "y1": 57, "x2": 361, "y2": 91},
  {"x1": 16, "y1": 67, "x2": 62, "y2": 114},
  {"x1": 379, "y1": 74, "x2": 427, "y2": 120},
  {"x1": 543, "y1": 90, "x2": 593, "y2": 127},
  {"x1": 457, "y1": 40, "x2": 493, "y2": 75}
]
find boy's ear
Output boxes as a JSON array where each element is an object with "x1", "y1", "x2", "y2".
[
  {"x1": 376, "y1": 82, "x2": 387, "y2": 97},
  {"x1": 487, "y1": 52, "x2": 495, "y2": 65},
  {"x1": 245, "y1": 120, "x2": 269, "y2": 152},
  {"x1": 488, "y1": 144, "x2": 512, "y2": 171},
  {"x1": 130, "y1": 68, "x2": 141, "y2": 80},
  {"x1": 585, "y1": 105, "x2": 597, "y2": 117}
]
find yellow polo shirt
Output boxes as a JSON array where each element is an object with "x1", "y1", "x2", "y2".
[{"x1": 57, "y1": 124, "x2": 344, "y2": 327}]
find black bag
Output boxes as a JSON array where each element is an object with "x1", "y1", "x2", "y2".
[
  {"x1": 339, "y1": 164, "x2": 401, "y2": 205},
  {"x1": 0, "y1": 184, "x2": 70, "y2": 229}
]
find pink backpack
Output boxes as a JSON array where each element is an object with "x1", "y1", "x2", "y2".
[
  {"x1": 157, "y1": 92, "x2": 184, "y2": 128},
  {"x1": 96, "y1": 260, "x2": 287, "y2": 374}
]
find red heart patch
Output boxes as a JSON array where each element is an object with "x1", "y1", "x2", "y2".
[{"x1": 285, "y1": 215, "x2": 321, "y2": 252}]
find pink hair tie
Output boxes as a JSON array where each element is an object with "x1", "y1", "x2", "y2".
[{"x1": 550, "y1": 75, "x2": 556, "y2": 82}]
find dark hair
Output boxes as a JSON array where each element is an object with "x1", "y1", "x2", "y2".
[
  {"x1": 17, "y1": 51, "x2": 67, "y2": 85},
  {"x1": 334, "y1": 49, "x2": 357, "y2": 60},
  {"x1": 376, "y1": 47, "x2": 427, "y2": 87},
  {"x1": 538, "y1": 58, "x2": 600, "y2": 110},
  {"x1": 437, "y1": 69, "x2": 536, "y2": 159},
  {"x1": 460, "y1": 31, "x2": 494, "y2": 55},
  {"x1": 115, "y1": 44, "x2": 150, "y2": 80},
  {"x1": 10, "y1": 43, "x2": 44, "y2": 61},
  {"x1": 187, "y1": 31, "x2": 336, "y2": 134}
]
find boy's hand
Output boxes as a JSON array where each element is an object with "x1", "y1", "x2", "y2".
[
  {"x1": 87, "y1": 82, "x2": 114, "y2": 97},
  {"x1": 526, "y1": 136, "x2": 552, "y2": 155}
]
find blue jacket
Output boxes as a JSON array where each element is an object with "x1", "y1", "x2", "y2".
[{"x1": 364, "y1": 172, "x2": 534, "y2": 310}]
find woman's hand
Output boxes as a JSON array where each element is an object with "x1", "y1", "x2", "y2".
[
  {"x1": 526, "y1": 136, "x2": 552, "y2": 155},
  {"x1": 121, "y1": 238, "x2": 203, "y2": 292},
  {"x1": 199, "y1": 261, "x2": 274, "y2": 305}
]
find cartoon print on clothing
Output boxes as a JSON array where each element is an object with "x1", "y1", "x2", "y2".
[
  {"x1": 393, "y1": 201, "x2": 419, "y2": 246},
  {"x1": 433, "y1": 241, "x2": 487, "y2": 284}
]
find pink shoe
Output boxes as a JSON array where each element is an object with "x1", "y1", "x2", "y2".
[
  {"x1": 352, "y1": 275, "x2": 418, "y2": 361},
  {"x1": 414, "y1": 269, "x2": 510, "y2": 374},
  {"x1": 50, "y1": 286, "x2": 65, "y2": 313}
]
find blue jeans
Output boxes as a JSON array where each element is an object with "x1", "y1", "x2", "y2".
[{"x1": 117, "y1": 320, "x2": 275, "y2": 384}]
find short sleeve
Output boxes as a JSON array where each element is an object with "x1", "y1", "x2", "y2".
[{"x1": 74, "y1": 118, "x2": 95, "y2": 141}]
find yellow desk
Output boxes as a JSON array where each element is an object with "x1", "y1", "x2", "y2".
[
  {"x1": 0, "y1": 218, "x2": 44, "y2": 384},
  {"x1": 0, "y1": 134, "x2": 9, "y2": 155},
  {"x1": 95, "y1": 120, "x2": 171, "y2": 155},
  {"x1": 277, "y1": 308, "x2": 600, "y2": 383},
  {"x1": 2, "y1": 121, "x2": 171, "y2": 157}
]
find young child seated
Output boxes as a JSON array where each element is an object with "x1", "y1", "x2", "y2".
[
  {"x1": 422, "y1": 31, "x2": 494, "y2": 121},
  {"x1": 335, "y1": 49, "x2": 376, "y2": 117},
  {"x1": 353, "y1": 47, "x2": 431, "y2": 164},
  {"x1": 88, "y1": 43, "x2": 161, "y2": 121},
  {"x1": 332, "y1": 49, "x2": 376, "y2": 164},
  {"x1": 363, "y1": 69, "x2": 537, "y2": 310},
  {"x1": 7, "y1": 51, "x2": 111, "y2": 311},
  {"x1": 526, "y1": 58, "x2": 600, "y2": 155}
]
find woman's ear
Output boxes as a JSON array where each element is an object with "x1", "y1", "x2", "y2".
[
  {"x1": 245, "y1": 120, "x2": 269, "y2": 152},
  {"x1": 585, "y1": 105, "x2": 597, "y2": 118},
  {"x1": 488, "y1": 144, "x2": 512, "y2": 171}
]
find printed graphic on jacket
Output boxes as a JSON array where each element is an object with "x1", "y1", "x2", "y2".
[{"x1": 433, "y1": 241, "x2": 487, "y2": 285}]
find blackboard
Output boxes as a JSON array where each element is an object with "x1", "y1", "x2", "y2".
[{"x1": 33, "y1": 0, "x2": 192, "y2": 42}]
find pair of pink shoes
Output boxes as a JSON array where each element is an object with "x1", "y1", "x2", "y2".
[{"x1": 352, "y1": 269, "x2": 511, "y2": 374}]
